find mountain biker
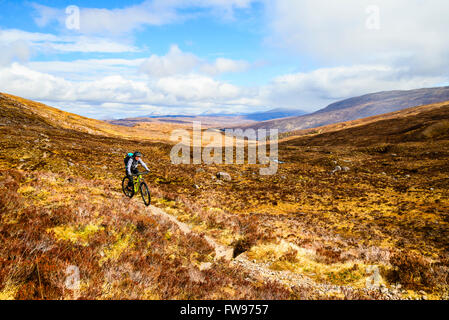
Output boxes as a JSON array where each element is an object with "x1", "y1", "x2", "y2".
[{"x1": 126, "y1": 151, "x2": 150, "y2": 187}]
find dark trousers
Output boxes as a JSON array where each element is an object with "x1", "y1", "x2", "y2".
[
  {"x1": 126, "y1": 167, "x2": 139, "y2": 177},
  {"x1": 126, "y1": 168, "x2": 139, "y2": 186}
]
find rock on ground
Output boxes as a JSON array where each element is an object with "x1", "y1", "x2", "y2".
[{"x1": 216, "y1": 172, "x2": 232, "y2": 182}]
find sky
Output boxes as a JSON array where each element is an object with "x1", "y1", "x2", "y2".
[{"x1": 0, "y1": 0, "x2": 449, "y2": 119}]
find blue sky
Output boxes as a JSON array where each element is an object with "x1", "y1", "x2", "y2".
[{"x1": 1, "y1": 0, "x2": 449, "y2": 119}]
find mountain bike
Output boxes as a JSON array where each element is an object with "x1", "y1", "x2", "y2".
[{"x1": 122, "y1": 171, "x2": 151, "y2": 206}]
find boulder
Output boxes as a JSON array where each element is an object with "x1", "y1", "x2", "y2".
[
  {"x1": 216, "y1": 172, "x2": 231, "y2": 182},
  {"x1": 331, "y1": 166, "x2": 342, "y2": 174}
]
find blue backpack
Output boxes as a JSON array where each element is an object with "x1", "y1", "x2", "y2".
[{"x1": 124, "y1": 153, "x2": 134, "y2": 166}]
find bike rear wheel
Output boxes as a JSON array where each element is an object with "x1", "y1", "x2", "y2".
[
  {"x1": 122, "y1": 176, "x2": 134, "y2": 198},
  {"x1": 140, "y1": 182, "x2": 151, "y2": 206}
]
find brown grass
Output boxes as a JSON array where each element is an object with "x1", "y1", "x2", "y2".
[{"x1": 1, "y1": 93, "x2": 449, "y2": 299}]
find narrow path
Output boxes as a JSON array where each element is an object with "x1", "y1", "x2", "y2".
[
  {"x1": 133, "y1": 201, "x2": 398, "y2": 299},
  {"x1": 148, "y1": 205, "x2": 234, "y2": 261}
]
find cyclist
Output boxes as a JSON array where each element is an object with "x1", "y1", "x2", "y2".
[{"x1": 125, "y1": 151, "x2": 150, "y2": 187}]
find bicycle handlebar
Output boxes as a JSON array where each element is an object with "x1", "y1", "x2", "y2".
[{"x1": 130, "y1": 171, "x2": 150, "y2": 176}]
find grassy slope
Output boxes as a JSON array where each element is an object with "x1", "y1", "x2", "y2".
[
  {"x1": 0, "y1": 93, "x2": 183, "y2": 143},
  {"x1": 280, "y1": 101, "x2": 449, "y2": 141},
  {"x1": 0, "y1": 93, "x2": 295, "y2": 300},
  {"x1": 1, "y1": 94, "x2": 449, "y2": 299}
]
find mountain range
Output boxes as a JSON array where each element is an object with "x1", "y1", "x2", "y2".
[
  {"x1": 236, "y1": 86, "x2": 449, "y2": 132},
  {"x1": 108, "y1": 107, "x2": 308, "y2": 126}
]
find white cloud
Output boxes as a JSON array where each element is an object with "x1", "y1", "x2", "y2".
[
  {"x1": 259, "y1": 64, "x2": 447, "y2": 111},
  {"x1": 156, "y1": 74, "x2": 242, "y2": 101},
  {"x1": 0, "y1": 41, "x2": 31, "y2": 66},
  {"x1": 1, "y1": 61, "x2": 446, "y2": 118},
  {"x1": 0, "y1": 29, "x2": 138, "y2": 53},
  {"x1": 266, "y1": 0, "x2": 449, "y2": 76},
  {"x1": 32, "y1": 4, "x2": 61, "y2": 28},
  {"x1": 258, "y1": 0, "x2": 449, "y2": 110},
  {"x1": 0, "y1": 63, "x2": 251, "y2": 117},
  {"x1": 140, "y1": 45, "x2": 251, "y2": 77},
  {"x1": 29, "y1": 58, "x2": 145, "y2": 81},
  {"x1": 3, "y1": 0, "x2": 449, "y2": 118},
  {"x1": 30, "y1": 2, "x2": 176, "y2": 34},
  {"x1": 32, "y1": 0, "x2": 256, "y2": 35},
  {"x1": 200, "y1": 58, "x2": 250, "y2": 75},
  {"x1": 0, "y1": 63, "x2": 157, "y2": 104},
  {"x1": 0, "y1": 63, "x2": 74, "y2": 100},
  {"x1": 140, "y1": 45, "x2": 200, "y2": 77},
  {"x1": 0, "y1": 29, "x2": 58, "y2": 42},
  {"x1": 47, "y1": 36, "x2": 139, "y2": 53}
]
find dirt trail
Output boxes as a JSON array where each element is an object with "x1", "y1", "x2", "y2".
[
  {"x1": 137, "y1": 203, "x2": 398, "y2": 299},
  {"x1": 114, "y1": 188, "x2": 400, "y2": 298},
  {"x1": 148, "y1": 205, "x2": 234, "y2": 261}
]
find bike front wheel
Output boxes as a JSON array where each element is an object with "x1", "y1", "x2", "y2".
[
  {"x1": 140, "y1": 182, "x2": 151, "y2": 206},
  {"x1": 122, "y1": 176, "x2": 134, "y2": 198}
]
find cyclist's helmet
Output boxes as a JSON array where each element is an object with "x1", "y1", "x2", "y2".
[{"x1": 133, "y1": 151, "x2": 142, "y2": 158}]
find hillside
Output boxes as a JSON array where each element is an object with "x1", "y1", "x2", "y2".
[
  {"x1": 280, "y1": 100, "x2": 449, "y2": 142},
  {"x1": 0, "y1": 94, "x2": 298, "y2": 300},
  {"x1": 284, "y1": 101, "x2": 449, "y2": 146},
  {"x1": 0, "y1": 93, "x2": 184, "y2": 143},
  {"x1": 237, "y1": 86, "x2": 449, "y2": 133},
  {"x1": 1, "y1": 94, "x2": 448, "y2": 300}
]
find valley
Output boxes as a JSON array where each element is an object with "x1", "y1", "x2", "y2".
[{"x1": 1, "y1": 92, "x2": 449, "y2": 300}]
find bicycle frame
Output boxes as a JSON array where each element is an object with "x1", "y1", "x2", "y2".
[{"x1": 133, "y1": 174, "x2": 143, "y2": 193}]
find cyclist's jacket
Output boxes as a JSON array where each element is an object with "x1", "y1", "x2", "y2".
[{"x1": 127, "y1": 157, "x2": 149, "y2": 176}]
